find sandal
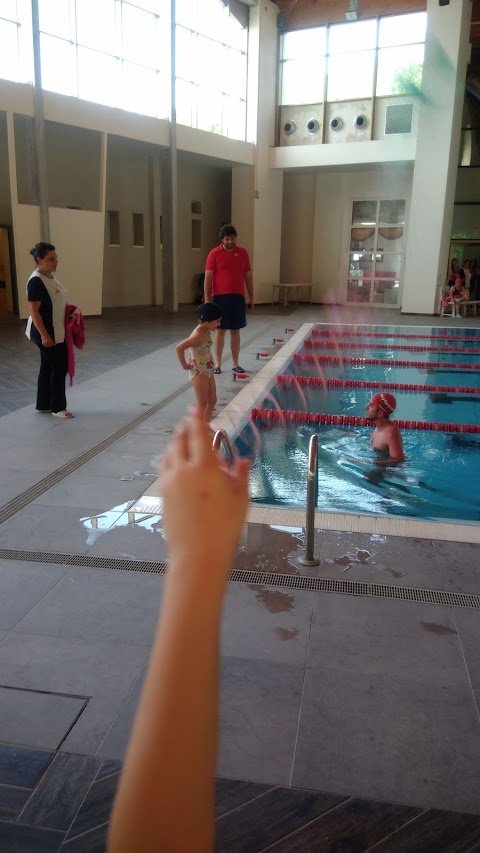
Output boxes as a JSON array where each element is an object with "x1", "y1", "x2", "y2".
[
  {"x1": 213, "y1": 367, "x2": 221, "y2": 375},
  {"x1": 232, "y1": 365, "x2": 246, "y2": 373},
  {"x1": 52, "y1": 410, "x2": 74, "y2": 418}
]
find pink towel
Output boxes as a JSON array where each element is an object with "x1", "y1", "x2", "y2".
[{"x1": 65, "y1": 303, "x2": 85, "y2": 385}]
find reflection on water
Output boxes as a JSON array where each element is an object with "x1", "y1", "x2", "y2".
[
  {"x1": 235, "y1": 423, "x2": 480, "y2": 523},
  {"x1": 80, "y1": 498, "x2": 165, "y2": 546}
]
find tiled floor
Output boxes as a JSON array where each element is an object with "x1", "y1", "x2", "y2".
[{"x1": 1, "y1": 303, "x2": 480, "y2": 850}]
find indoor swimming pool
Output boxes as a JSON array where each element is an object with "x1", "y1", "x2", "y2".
[{"x1": 233, "y1": 323, "x2": 480, "y2": 525}]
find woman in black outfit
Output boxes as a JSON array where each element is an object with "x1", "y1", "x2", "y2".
[{"x1": 26, "y1": 242, "x2": 73, "y2": 418}]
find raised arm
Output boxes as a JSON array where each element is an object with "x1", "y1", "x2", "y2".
[{"x1": 107, "y1": 409, "x2": 250, "y2": 853}]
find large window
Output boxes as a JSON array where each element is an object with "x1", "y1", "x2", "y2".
[
  {"x1": 38, "y1": 0, "x2": 169, "y2": 118},
  {"x1": 280, "y1": 12, "x2": 426, "y2": 106},
  {"x1": 175, "y1": 0, "x2": 248, "y2": 140}
]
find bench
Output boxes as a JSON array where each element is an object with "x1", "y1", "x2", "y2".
[
  {"x1": 465, "y1": 300, "x2": 480, "y2": 317},
  {"x1": 271, "y1": 283, "x2": 313, "y2": 308}
]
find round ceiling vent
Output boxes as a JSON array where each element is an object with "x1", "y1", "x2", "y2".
[
  {"x1": 354, "y1": 114, "x2": 368, "y2": 130},
  {"x1": 329, "y1": 117, "x2": 343, "y2": 132},
  {"x1": 283, "y1": 120, "x2": 297, "y2": 136},
  {"x1": 306, "y1": 118, "x2": 320, "y2": 134}
]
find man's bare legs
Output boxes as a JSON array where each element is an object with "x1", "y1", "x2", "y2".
[
  {"x1": 214, "y1": 329, "x2": 225, "y2": 370},
  {"x1": 230, "y1": 329, "x2": 241, "y2": 369},
  {"x1": 214, "y1": 328, "x2": 241, "y2": 370}
]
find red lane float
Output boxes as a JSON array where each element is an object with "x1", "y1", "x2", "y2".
[
  {"x1": 303, "y1": 339, "x2": 480, "y2": 356},
  {"x1": 275, "y1": 375, "x2": 480, "y2": 395},
  {"x1": 250, "y1": 407, "x2": 480, "y2": 433},
  {"x1": 293, "y1": 354, "x2": 478, "y2": 371},
  {"x1": 311, "y1": 329, "x2": 480, "y2": 344}
]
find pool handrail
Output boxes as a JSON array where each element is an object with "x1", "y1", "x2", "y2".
[
  {"x1": 298, "y1": 433, "x2": 320, "y2": 567},
  {"x1": 212, "y1": 429, "x2": 235, "y2": 467}
]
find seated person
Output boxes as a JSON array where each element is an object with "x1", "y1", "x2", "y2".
[{"x1": 442, "y1": 276, "x2": 467, "y2": 317}]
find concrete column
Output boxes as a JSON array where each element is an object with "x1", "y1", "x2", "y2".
[
  {"x1": 31, "y1": 0, "x2": 50, "y2": 241},
  {"x1": 243, "y1": 0, "x2": 283, "y2": 304},
  {"x1": 402, "y1": 0, "x2": 471, "y2": 314},
  {"x1": 162, "y1": 0, "x2": 178, "y2": 312}
]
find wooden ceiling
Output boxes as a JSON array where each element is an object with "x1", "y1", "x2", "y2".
[{"x1": 272, "y1": 0, "x2": 480, "y2": 50}]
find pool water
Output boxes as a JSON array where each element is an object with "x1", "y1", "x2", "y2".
[{"x1": 234, "y1": 324, "x2": 480, "y2": 524}]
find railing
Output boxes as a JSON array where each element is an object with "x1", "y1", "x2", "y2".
[
  {"x1": 212, "y1": 429, "x2": 235, "y2": 467},
  {"x1": 298, "y1": 433, "x2": 320, "y2": 567}
]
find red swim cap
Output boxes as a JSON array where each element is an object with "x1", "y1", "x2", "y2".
[{"x1": 370, "y1": 392, "x2": 396, "y2": 415}]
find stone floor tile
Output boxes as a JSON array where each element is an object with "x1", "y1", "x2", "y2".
[
  {"x1": 0, "y1": 505, "x2": 122, "y2": 555},
  {"x1": 0, "y1": 784, "x2": 31, "y2": 820},
  {"x1": 0, "y1": 633, "x2": 149, "y2": 698},
  {"x1": 235, "y1": 523, "x2": 317, "y2": 576},
  {"x1": 0, "y1": 743, "x2": 52, "y2": 787},
  {"x1": 453, "y1": 609, "x2": 480, "y2": 689},
  {"x1": 0, "y1": 822, "x2": 64, "y2": 852},
  {"x1": 14, "y1": 567, "x2": 164, "y2": 646},
  {"x1": 215, "y1": 787, "x2": 348, "y2": 852},
  {"x1": 64, "y1": 773, "x2": 118, "y2": 841},
  {"x1": 60, "y1": 823, "x2": 108, "y2": 851},
  {"x1": 433, "y1": 541, "x2": 480, "y2": 595},
  {"x1": 74, "y1": 451, "x2": 158, "y2": 480},
  {"x1": 292, "y1": 668, "x2": 480, "y2": 814},
  {"x1": 96, "y1": 665, "x2": 147, "y2": 760},
  {"x1": 32, "y1": 474, "x2": 144, "y2": 511},
  {"x1": 220, "y1": 582, "x2": 314, "y2": 666},
  {"x1": 217, "y1": 657, "x2": 304, "y2": 786},
  {"x1": 308, "y1": 593, "x2": 468, "y2": 686},
  {"x1": 214, "y1": 778, "x2": 273, "y2": 818},
  {"x1": 20, "y1": 753, "x2": 100, "y2": 831},
  {"x1": 318, "y1": 531, "x2": 444, "y2": 589},
  {"x1": 0, "y1": 688, "x2": 85, "y2": 750},
  {"x1": 368, "y1": 808, "x2": 480, "y2": 853},
  {"x1": 86, "y1": 514, "x2": 168, "y2": 562},
  {"x1": 0, "y1": 561, "x2": 69, "y2": 632}
]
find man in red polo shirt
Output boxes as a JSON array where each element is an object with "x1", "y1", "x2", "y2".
[{"x1": 204, "y1": 224, "x2": 254, "y2": 374}]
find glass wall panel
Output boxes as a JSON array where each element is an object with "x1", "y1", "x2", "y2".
[
  {"x1": 327, "y1": 50, "x2": 375, "y2": 101},
  {"x1": 39, "y1": 0, "x2": 73, "y2": 40},
  {"x1": 0, "y1": 21, "x2": 21, "y2": 83},
  {"x1": 40, "y1": 34, "x2": 77, "y2": 97},
  {"x1": 282, "y1": 57, "x2": 325, "y2": 105},
  {"x1": 329, "y1": 19, "x2": 376, "y2": 54},
  {"x1": 76, "y1": 0, "x2": 116, "y2": 54},
  {"x1": 378, "y1": 12, "x2": 426, "y2": 47},
  {"x1": 122, "y1": 5, "x2": 158, "y2": 67},
  {"x1": 376, "y1": 44, "x2": 424, "y2": 96}
]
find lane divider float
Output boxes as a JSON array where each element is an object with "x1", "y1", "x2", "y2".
[
  {"x1": 251, "y1": 407, "x2": 480, "y2": 433},
  {"x1": 293, "y1": 354, "x2": 479, "y2": 371},
  {"x1": 311, "y1": 329, "x2": 480, "y2": 344},
  {"x1": 303, "y1": 339, "x2": 480, "y2": 356},
  {"x1": 275, "y1": 375, "x2": 480, "y2": 395}
]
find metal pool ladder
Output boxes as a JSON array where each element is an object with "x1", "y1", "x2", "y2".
[
  {"x1": 212, "y1": 429, "x2": 235, "y2": 466},
  {"x1": 298, "y1": 433, "x2": 320, "y2": 567}
]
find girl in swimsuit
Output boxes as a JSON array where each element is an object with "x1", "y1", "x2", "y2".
[
  {"x1": 176, "y1": 302, "x2": 222, "y2": 422},
  {"x1": 446, "y1": 276, "x2": 467, "y2": 317}
]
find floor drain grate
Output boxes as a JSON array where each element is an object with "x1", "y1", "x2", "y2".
[{"x1": 1, "y1": 549, "x2": 479, "y2": 608}]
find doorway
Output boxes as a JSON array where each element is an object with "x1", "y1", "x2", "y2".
[{"x1": 0, "y1": 226, "x2": 18, "y2": 316}]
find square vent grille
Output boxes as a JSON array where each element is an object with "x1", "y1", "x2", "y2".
[{"x1": 385, "y1": 103, "x2": 413, "y2": 135}]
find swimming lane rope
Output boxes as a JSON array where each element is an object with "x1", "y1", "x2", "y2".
[
  {"x1": 303, "y1": 339, "x2": 480, "y2": 355},
  {"x1": 311, "y1": 329, "x2": 480, "y2": 344},
  {"x1": 293, "y1": 354, "x2": 479, "y2": 370},
  {"x1": 251, "y1": 407, "x2": 480, "y2": 433},
  {"x1": 276, "y1": 375, "x2": 480, "y2": 395}
]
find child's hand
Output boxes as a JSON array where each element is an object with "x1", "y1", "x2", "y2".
[{"x1": 159, "y1": 408, "x2": 250, "y2": 570}]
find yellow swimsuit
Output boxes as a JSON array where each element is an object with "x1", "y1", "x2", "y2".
[{"x1": 189, "y1": 329, "x2": 214, "y2": 379}]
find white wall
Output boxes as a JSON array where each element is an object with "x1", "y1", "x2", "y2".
[
  {"x1": 280, "y1": 174, "x2": 315, "y2": 282},
  {"x1": 177, "y1": 159, "x2": 232, "y2": 304},
  {"x1": 103, "y1": 137, "x2": 160, "y2": 308}
]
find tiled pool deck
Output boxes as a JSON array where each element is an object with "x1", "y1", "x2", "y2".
[{"x1": 1, "y1": 304, "x2": 480, "y2": 851}]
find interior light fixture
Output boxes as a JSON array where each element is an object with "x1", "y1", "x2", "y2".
[{"x1": 345, "y1": 0, "x2": 358, "y2": 21}]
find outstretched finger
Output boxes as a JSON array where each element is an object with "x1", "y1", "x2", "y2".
[{"x1": 186, "y1": 406, "x2": 213, "y2": 463}]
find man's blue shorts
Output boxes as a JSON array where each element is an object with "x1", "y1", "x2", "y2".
[{"x1": 212, "y1": 294, "x2": 247, "y2": 330}]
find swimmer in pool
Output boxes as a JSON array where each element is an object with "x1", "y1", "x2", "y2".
[{"x1": 365, "y1": 392, "x2": 405, "y2": 464}]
